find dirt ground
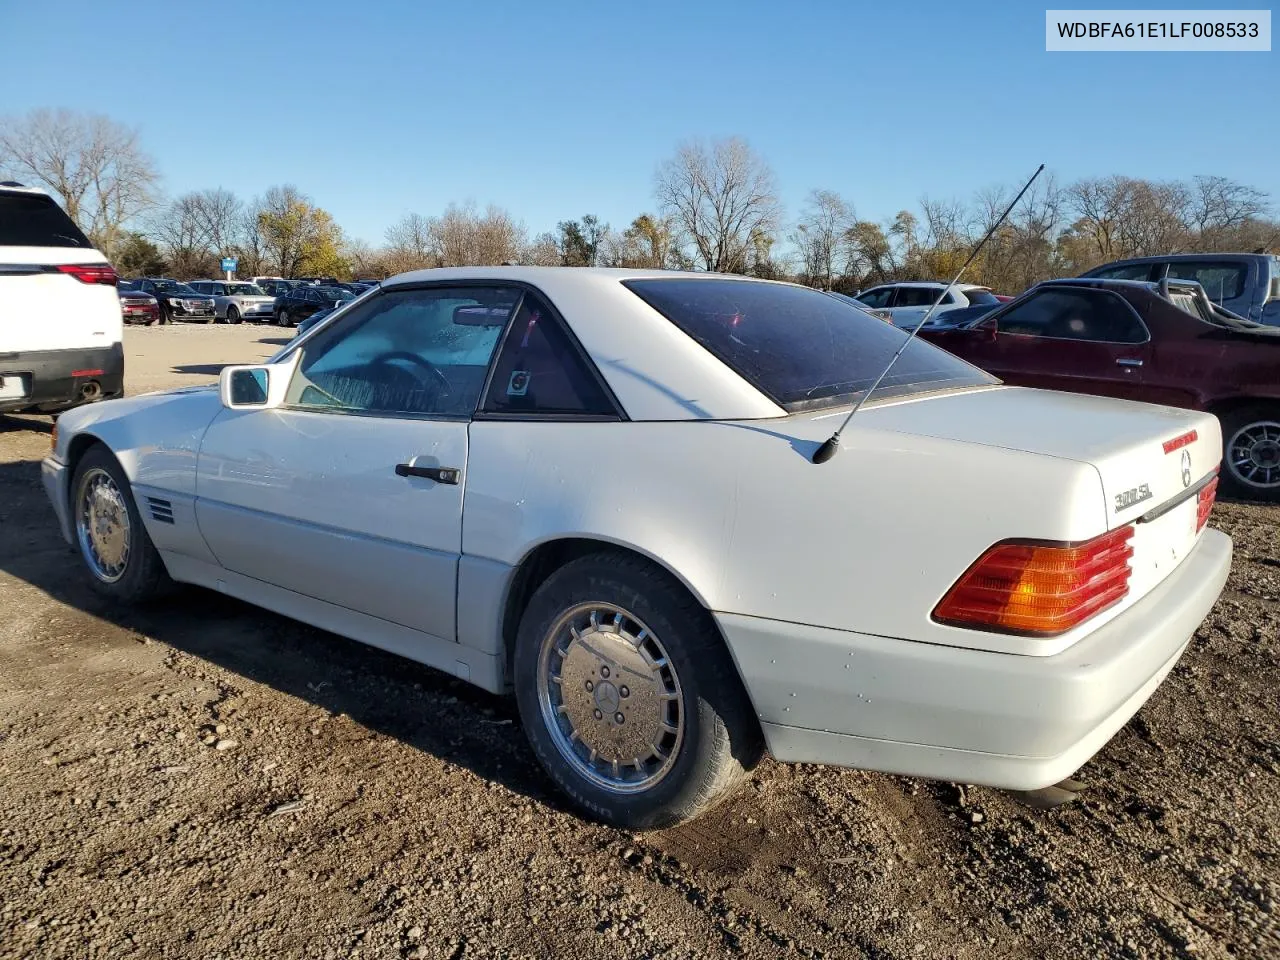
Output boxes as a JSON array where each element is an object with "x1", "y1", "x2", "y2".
[{"x1": 1, "y1": 323, "x2": 1277, "y2": 960}]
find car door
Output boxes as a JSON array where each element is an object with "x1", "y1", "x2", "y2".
[
  {"x1": 193, "y1": 284, "x2": 521, "y2": 643},
  {"x1": 976, "y1": 287, "x2": 1151, "y2": 400}
]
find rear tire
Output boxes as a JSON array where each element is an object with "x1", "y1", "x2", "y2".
[
  {"x1": 278, "y1": 309, "x2": 292, "y2": 327},
  {"x1": 513, "y1": 551, "x2": 762, "y2": 830},
  {"x1": 1221, "y1": 406, "x2": 1280, "y2": 503},
  {"x1": 70, "y1": 445, "x2": 173, "y2": 603}
]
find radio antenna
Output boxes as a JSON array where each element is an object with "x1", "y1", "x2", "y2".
[{"x1": 811, "y1": 163, "x2": 1045, "y2": 464}]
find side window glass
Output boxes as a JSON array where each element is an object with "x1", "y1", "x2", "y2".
[
  {"x1": 285, "y1": 287, "x2": 518, "y2": 417},
  {"x1": 998, "y1": 289, "x2": 1145, "y2": 343},
  {"x1": 857, "y1": 287, "x2": 893, "y2": 308},
  {"x1": 895, "y1": 287, "x2": 942, "y2": 307},
  {"x1": 481, "y1": 294, "x2": 616, "y2": 417}
]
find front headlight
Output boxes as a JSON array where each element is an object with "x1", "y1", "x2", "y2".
[{"x1": 168, "y1": 297, "x2": 182, "y2": 306}]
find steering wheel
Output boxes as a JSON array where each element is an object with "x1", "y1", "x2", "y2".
[{"x1": 370, "y1": 350, "x2": 451, "y2": 394}]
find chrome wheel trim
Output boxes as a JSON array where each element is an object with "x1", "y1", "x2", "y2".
[
  {"x1": 1228, "y1": 419, "x2": 1280, "y2": 490},
  {"x1": 75, "y1": 467, "x2": 131, "y2": 583},
  {"x1": 536, "y1": 602, "x2": 684, "y2": 794}
]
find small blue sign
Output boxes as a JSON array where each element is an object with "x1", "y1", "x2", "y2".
[{"x1": 220, "y1": 257, "x2": 238, "y2": 272}]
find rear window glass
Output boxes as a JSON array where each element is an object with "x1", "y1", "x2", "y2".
[
  {"x1": 624, "y1": 278, "x2": 997, "y2": 412},
  {"x1": 965, "y1": 289, "x2": 1000, "y2": 305},
  {"x1": 0, "y1": 193, "x2": 92, "y2": 248},
  {"x1": 1167, "y1": 262, "x2": 1246, "y2": 301}
]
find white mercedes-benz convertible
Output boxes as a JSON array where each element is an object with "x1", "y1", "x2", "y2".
[{"x1": 43, "y1": 267, "x2": 1232, "y2": 829}]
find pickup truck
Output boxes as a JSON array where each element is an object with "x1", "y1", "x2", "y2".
[{"x1": 1080, "y1": 252, "x2": 1280, "y2": 326}]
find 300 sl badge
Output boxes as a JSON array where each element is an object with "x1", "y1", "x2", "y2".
[{"x1": 1115, "y1": 483, "x2": 1153, "y2": 512}]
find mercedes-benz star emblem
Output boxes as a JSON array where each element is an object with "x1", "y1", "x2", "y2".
[{"x1": 1180, "y1": 449, "x2": 1192, "y2": 488}]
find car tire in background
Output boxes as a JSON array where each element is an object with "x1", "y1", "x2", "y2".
[
  {"x1": 226, "y1": 306, "x2": 241, "y2": 324},
  {"x1": 513, "y1": 550, "x2": 763, "y2": 830},
  {"x1": 1221, "y1": 405, "x2": 1280, "y2": 503},
  {"x1": 70, "y1": 444, "x2": 174, "y2": 603}
]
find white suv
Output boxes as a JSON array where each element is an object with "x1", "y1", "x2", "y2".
[
  {"x1": 0, "y1": 182, "x2": 124, "y2": 414},
  {"x1": 854, "y1": 281, "x2": 1001, "y2": 329}
]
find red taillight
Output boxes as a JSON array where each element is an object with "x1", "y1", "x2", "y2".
[
  {"x1": 1163, "y1": 430, "x2": 1198, "y2": 454},
  {"x1": 56, "y1": 263, "x2": 118, "y2": 286},
  {"x1": 1196, "y1": 473, "x2": 1218, "y2": 533},
  {"x1": 933, "y1": 526, "x2": 1134, "y2": 637}
]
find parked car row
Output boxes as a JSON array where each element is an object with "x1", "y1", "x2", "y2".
[{"x1": 114, "y1": 276, "x2": 377, "y2": 326}]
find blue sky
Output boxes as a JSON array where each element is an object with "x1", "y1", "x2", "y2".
[{"x1": 2, "y1": 0, "x2": 1275, "y2": 244}]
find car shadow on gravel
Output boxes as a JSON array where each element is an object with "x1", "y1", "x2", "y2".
[
  {"x1": 170, "y1": 363, "x2": 239, "y2": 377},
  {"x1": 0, "y1": 414, "x2": 53, "y2": 434},
  {"x1": 0, "y1": 456, "x2": 570, "y2": 817}
]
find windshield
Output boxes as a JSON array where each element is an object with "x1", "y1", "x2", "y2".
[
  {"x1": 625, "y1": 278, "x2": 997, "y2": 412},
  {"x1": 173, "y1": 284, "x2": 199, "y2": 296},
  {"x1": 317, "y1": 286, "x2": 356, "y2": 301},
  {"x1": 150, "y1": 279, "x2": 182, "y2": 292},
  {"x1": 227, "y1": 283, "x2": 266, "y2": 295}
]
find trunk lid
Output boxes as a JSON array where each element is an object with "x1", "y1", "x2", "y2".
[{"x1": 852, "y1": 385, "x2": 1223, "y2": 605}]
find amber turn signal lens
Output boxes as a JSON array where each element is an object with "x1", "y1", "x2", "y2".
[{"x1": 933, "y1": 526, "x2": 1135, "y2": 637}]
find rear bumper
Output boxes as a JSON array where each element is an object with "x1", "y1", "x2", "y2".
[
  {"x1": 0, "y1": 343, "x2": 124, "y2": 413},
  {"x1": 718, "y1": 528, "x2": 1232, "y2": 790}
]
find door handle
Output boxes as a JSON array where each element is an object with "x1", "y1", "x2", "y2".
[
  {"x1": 1115, "y1": 358, "x2": 1144, "y2": 368},
  {"x1": 395, "y1": 463, "x2": 460, "y2": 484}
]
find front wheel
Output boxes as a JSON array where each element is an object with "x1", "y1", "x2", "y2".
[
  {"x1": 226, "y1": 306, "x2": 241, "y2": 324},
  {"x1": 71, "y1": 445, "x2": 173, "y2": 602},
  {"x1": 513, "y1": 552, "x2": 762, "y2": 830},
  {"x1": 1222, "y1": 406, "x2": 1280, "y2": 502}
]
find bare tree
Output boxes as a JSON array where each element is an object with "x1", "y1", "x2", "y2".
[
  {"x1": 189, "y1": 188, "x2": 242, "y2": 261},
  {"x1": 790, "y1": 189, "x2": 855, "y2": 289},
  {"x1": 521, "y1": 232, "x2": 563, "y2": 266},
  {"x1": 150, "y1": 193, "x2": 215, "y2": 279},
  {"x1": 1188, "y1": 175, "x2": 1269, "y2": 250},
  {"x1": 654, "y1": 137, "x2": 782, "y2": 273},
  {"x1": 234, "y1": 207, "x2": 268, "y2": 277},
  {"x1": 428, "y1": 202, "x2": 526, "y2": 266},
  {"x1": 384, "y1": 212, "x2": 436, "y2": 273},
  {"x1": 0, "y1": 108, "x2": 160, "y2": 258}
]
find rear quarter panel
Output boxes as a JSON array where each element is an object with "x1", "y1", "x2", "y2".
[{"x1": 465, "y1": 414, "x2": 1111, "y2": 658}]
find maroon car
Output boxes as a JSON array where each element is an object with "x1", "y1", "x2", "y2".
[
  {"x1": 922, "y1": 277, "x2": 1280, "y2": 502},
  {"x1": 117, "y1": 288, "x2": 159, "y2": 325}
]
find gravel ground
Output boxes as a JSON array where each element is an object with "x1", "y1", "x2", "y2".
[{"x1": 0, "y1": 323, "x2": 1276, "y2": 960}]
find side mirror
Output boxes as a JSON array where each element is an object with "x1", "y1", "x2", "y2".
[
  {"x1": 219, "y1": 354, "x2": 299, "y2": 409},
  {"x1": 220, "y1": 366, "x2": 269, "y2": 407}
]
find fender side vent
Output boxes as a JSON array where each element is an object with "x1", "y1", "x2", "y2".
[{"x1": 146, "y1": 497, "x2": 174, "y2": 525}]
